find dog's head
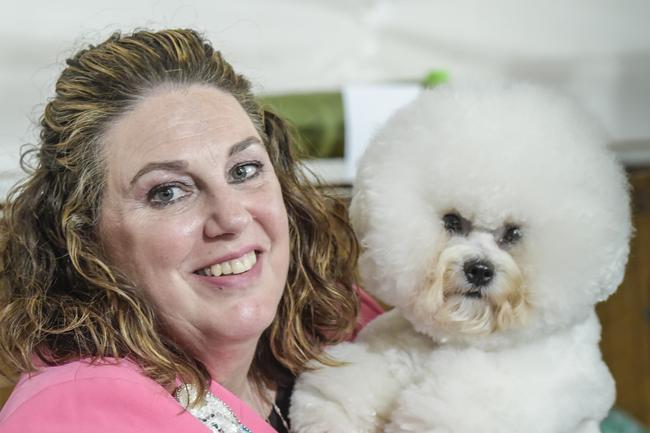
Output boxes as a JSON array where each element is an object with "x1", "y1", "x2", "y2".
[{"x1": 351, "y1": 82, "x2": 631, "y2": 347}]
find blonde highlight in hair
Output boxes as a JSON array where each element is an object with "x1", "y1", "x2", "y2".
[{"x1": 0, "y1": 29, "x2": 358, "y2": 399}]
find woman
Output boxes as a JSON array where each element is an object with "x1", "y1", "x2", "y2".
[{"x1": 0, "y1": 29, "x2": 380, "y2": 432}]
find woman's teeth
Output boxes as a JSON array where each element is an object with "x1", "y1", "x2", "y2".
[{"x1": 198, "y1": 251, "x2": 257, "y2": 277}]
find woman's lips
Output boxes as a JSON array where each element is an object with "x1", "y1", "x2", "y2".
[
  {"x1": 195, "y1": 250, "x2": 257, "y2": 276},
  {"x1": 192, "y1": 251, "x2": 263, "y2": 289}
]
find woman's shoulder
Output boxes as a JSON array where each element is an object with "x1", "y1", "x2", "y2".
[
  {"x1": 0, "y1": 358, "x2": 203, "y2": 433},
  {"x1": 0, "y1": 358, "x2": 156, "y2": 415}
]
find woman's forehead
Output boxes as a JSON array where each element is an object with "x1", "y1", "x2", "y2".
[{"x1": 101, "y1": 85, "x2": 261, "y2": 178}]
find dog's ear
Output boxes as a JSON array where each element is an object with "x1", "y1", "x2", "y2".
[{"x1": 349, "y1": 189, "x2": 369, "y2": 239}]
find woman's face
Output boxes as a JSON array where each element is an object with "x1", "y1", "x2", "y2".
[{"x1": 99, "y1": 84, "x2": 290, "y2": 350}]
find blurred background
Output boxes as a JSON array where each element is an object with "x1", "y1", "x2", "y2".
[
  {"x1": 1, "y1": 0, "x2": 649, "y2": 429},
  {"x1": 2, "y1": 0, "x2": 650, "y2": 191}
]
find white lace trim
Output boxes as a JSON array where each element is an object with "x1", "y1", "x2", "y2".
[{"x1": 175, "y1": 384, "x2": 253, "y2": 433}]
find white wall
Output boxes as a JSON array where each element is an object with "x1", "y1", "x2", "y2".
[{"x1": 2, "y1": 0, "x2": 649, "y2": 196}]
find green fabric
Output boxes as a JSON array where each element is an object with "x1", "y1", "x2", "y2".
[
  {"x1": 602, "y1": 409, "x2": 649, "y2": 433},
  {"x1": 422, "y1": 70, "x2": 450, "y2": 87},
  {"x1": 259, "y1": 92, "x2": 344, "y2": 159}
]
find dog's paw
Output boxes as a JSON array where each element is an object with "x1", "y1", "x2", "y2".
[
  {"x1": 290, "y1": 392, "x2": 375, "y2": 433},
  {"x1": 290, "y1": 342, "x2": 404, "y2": 433},
  {"x1": 290, "y1": 376, "x2": 380, "y2": 433}
]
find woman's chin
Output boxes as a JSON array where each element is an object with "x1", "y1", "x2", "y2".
[{"x1": 208, "y1": 303, "x2": 278, "y2": 344}]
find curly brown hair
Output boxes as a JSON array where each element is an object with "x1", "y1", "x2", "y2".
[{"x1": 0, "y1": 29, "x2": 359, "y2": 400}]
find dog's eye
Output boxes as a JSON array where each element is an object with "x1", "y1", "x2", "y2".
[
  {"x1": 443, "y1": 213, "x2": 463, "y2": 234},
  {"x1": 501, "y1": 225, "x2": 522, "y2": 245}
]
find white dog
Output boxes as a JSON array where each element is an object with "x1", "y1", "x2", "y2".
[{"x1": 290, "y1": 82, "x2": 632, "y2": 433}]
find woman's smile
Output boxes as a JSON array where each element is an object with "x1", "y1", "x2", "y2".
[
  {"x1": 194, "y1": 250, "x2": 258, "y2": 277},
  {"x1": 192, "y1": 249, "x2": 265, "y2": 290}
]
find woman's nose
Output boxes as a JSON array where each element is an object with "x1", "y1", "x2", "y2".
[{"x1": 203, "y1": 194, "x2": 253, "y2": 238}]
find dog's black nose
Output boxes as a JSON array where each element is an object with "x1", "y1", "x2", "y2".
[{"x1": 463, "y1": 260, "x2": 495, "y2": 286}]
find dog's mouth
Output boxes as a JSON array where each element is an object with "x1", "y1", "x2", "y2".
[
  {"x1": 463, "y1": 289, "x2": 484, "y2": 299},
  {"x1": 447, "y1": 286, "x2": 486, "y2": 299}
]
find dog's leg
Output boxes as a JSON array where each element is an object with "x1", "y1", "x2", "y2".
[
  {"x1": 290, "y1": 343, "x2": 404, "y2": 433},
  {"x1": 291, "y1": 311, "x2": 429, "y2": 433}
]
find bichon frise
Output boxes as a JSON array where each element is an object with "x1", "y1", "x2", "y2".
[{"x1": 290, "y1": 82, "x2": 632, "y2": 433}]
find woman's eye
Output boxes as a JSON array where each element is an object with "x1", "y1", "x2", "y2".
[
  {"x1": 229, "y1": 162, "x2": 262, "y2": 183},
  {"x1": 443, "y1": 213, "x2": 463, "y2": 234},
  {"x1": 147, "y1": 184, "x2": 188, "y2": 207}
]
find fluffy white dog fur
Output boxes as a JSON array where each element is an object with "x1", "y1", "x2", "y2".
[{"x1": 290, "y1": 82, "x2": 632, "y2": 433}]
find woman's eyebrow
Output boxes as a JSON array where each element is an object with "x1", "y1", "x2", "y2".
[
  {"x1": 130, "y1": 160, "x2": 188, "y2": 185},
  {"x1": 129, "y1": 137, "x2": 261, "y2": 185},
  {"x1": 229, "y1": 136, "x2": 262, "y2": 157}
]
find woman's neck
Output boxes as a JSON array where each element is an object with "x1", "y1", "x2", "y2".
[
  {"x1": 167, "y1": 321, "x2": 274, "y2": 418},
  {"x1": 200, "y1": 339, "x2": 256, "y2": 394},
  {"x1": 197, "y1": 338, "x2": 275, "y2": 418}
]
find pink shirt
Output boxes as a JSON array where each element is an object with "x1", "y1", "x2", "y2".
[{"x1": 0, "y1": 358, "x2": 277, "y2": 433}]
